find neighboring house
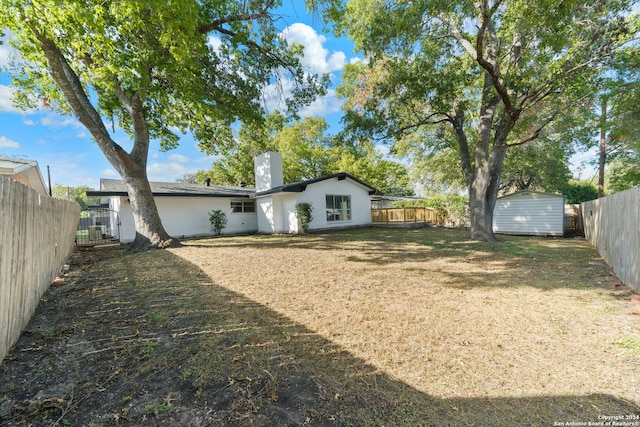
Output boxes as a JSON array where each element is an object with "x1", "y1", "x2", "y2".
[
  {"x1": 0, "y1": 157, "x2": 49, "y2": 196},
  {"x1": 87, "y1": 151, "x2": 381, "y2": 243},
  {"x1": 493, "y1": 190, "x2": 565, "y2": 236}
]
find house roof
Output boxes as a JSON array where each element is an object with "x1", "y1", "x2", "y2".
[
  {"x1": 88, "y1": 173, "x2": 381, "y2": 199},
  {"x1": 0, "y1": 157, "x2": 49, "y2": 196},
  {"x1": 86, "y1": 179, "x2": 255, "y2": 198},
  {"x1": 255, "y1": 172, "x2": 381, "y2": 197}
]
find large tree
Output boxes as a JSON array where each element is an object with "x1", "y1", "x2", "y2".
[
  {"x1": 191, "y1": 111, "x2": 415, "y2": 195},
  {"x1": 336, "y1": 0, "x2": 634, "y2": 240},
  {"x1": 598, "y1": 46, "x2": 640, "y2": 194},
  {"x1": 0, "y1": 0, "x2": 325, "y2": 250}
]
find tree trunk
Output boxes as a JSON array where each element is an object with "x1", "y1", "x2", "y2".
[
  {"x1": 34, "y1": 30, "x2": 180, "y2": 251},
  {"x1": 123, "y1": 171, "x2": 180, "y2": 251},
  {"x1": 468, "y1": 161, "x2": 499, "y2": 241},
  {"x1": 468, "y1": 185, "x2": 495, "y2": 241}
]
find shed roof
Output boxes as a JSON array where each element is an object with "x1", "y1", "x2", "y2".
[
  {"x1": 497, "y1": 190, "x2": 565, "y2": 200},
  {"x1": 87, "y1": 179, "x2": 255, "y2": 198}
]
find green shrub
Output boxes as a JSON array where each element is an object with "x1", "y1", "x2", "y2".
[
  {"x1": 558, "y1": 182, "x2": 598, "y2": 204},
  {"x1": 208, "y1": 209, "x2": 227, "y2": 235},
  {"x1": 295, "y1": 202, "x2": 313, "y2": 233}
]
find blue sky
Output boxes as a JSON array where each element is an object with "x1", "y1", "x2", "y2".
[{"x1": 0, "y1": 5, "x2": 357, "y2": 189}]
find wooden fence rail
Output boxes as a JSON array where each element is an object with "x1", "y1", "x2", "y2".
[
  {"x1": 372, "y1": 207, "x2": 444, "y2": 225},
  {"x1": 580, "y1": 186, "x2": 639, "y2": 293},
  {"x1": 0, "y1": 176, "x2": 80, "y2": 363}
]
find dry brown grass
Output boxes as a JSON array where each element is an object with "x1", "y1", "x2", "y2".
[
  {"x1": 173, "y1": 227, "x2": 640, "y2": 422},
  {"x1": 1, "y1": 227, "x2": 639, "y2": 426}
]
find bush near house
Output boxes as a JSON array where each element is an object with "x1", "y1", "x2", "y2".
[
  {"x1": 295, "y1": 202, "x2": 313, "y2": 233},
  {"x1": 208, "y1": 209, "x2": 227, "y2": 235}
]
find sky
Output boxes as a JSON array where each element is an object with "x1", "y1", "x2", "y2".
[
  {"x1": 0, "y1": 4, "x2": 358, "y2": 189},
  {"x1": 0, "y1": 4, "x2": 598, "y2": 191}
]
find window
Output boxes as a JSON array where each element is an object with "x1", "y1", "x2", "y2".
[
  {"x1": 231, "y1": 199, "x2": 255, "y2": 213},
  {"x1": 326, "y1": 195, "x2": 351, "y2": 222}
]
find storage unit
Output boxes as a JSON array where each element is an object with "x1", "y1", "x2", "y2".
[
  {"x1": 88, "y1": 225, "x2": 106, "y2": 240},
  {"x1": 493, "y1": 190, "x2": 565, "y2": 236}
]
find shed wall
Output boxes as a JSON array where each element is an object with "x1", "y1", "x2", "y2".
[{"x1": 493, "y1": 194, "x2": 565, "y2": 236}]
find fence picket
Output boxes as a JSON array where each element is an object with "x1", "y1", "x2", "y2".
[
  {"x1": 581, "y1": 187, "x2": 640, "y2": 293},
  {"x1": 0, "y1": 176, "x2": 80, "y2": 362}
]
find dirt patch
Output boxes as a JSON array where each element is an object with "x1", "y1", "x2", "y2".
[{"x1": 1, "y1": 228, "x2": 639, "y2": 426}]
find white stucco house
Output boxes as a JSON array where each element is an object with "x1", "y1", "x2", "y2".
[
  {"x1": 88, "y1": 152, "x2": 381, "y2": 243},
  {"x1": 493, "y1": 190, "x2": 566, "y2": 236}
]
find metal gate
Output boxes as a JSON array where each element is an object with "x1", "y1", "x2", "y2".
[{"x1": 76, "y1": 207, "x2": 120, "y2": 246}]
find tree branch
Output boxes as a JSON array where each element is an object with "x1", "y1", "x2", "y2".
[
  {"x1": 198, "y1": 0, "x2": 276, "y2": 34},
  {"x1": 507, "y1": 114, "x2": 557, "y2": 147}
]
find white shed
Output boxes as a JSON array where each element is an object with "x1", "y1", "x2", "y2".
[{"x1": 493, "y1": 190, "x2": 565, "y2": 236}]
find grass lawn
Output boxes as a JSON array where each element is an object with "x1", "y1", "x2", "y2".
[{"x1": 1, "y1": 227, "x2": 639, "y2": 426}]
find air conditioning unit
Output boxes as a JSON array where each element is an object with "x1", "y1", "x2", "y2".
[{"x1": 88, "y1": 225, "x2": 105, "y2": 240}]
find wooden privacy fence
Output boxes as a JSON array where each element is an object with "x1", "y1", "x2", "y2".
[
  {"x1": 0, "y1": 176, "x2": 80, "y2": 363},
  {"x1": 580, "y1": 186, "x2": 640, "y2": 293},
  {"x1": 372, "y1": 207, "x2": 444, "y2": 225}
]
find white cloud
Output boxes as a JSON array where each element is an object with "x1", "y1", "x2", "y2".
[
  {"x1": 100, "y1": 169, "x2": 118, "y2": 177},
  {"x1": 375, "y1": 144, "x2": 391, "y2": 157},
  {"x1": 168, "y1": 153, "x2": 191, "y2": 163},
  {"x1": 0, "y1": 85, "x2": 22, "y2": 113},
  {"x1": 0, "y1": 135, "x2": 20, "y2": 148},
  {"x1": 147, "y1": 162, "x2": 198, "y2": 182},
  {"x1": 39, "y1": 114, "x2": 81, "y2": 129},
  {"x1": 0, "y1": 31, "x2": 17, "y2": 70},
  {"x1": 207, "y1": 35, "x2": 223, "y2": 52},
  {"x1": 23, "y1": 119, "x2": 36, "y2": 126},
  {"x1": 194, "y1": 154, "x2": 219, "y2": 164},
  {"x1": 299, "y1": 88, "x2": 342, "y2": 117},
  {"x1": 281, "y1": 23, "x2": 346, "y2": 74}
]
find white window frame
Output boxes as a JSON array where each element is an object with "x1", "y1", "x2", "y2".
[{"x1": 231, "y1": 199, "x2": 256, "y2": 213}]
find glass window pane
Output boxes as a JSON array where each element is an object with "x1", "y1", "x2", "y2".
[
  {"x1": 231, "y1": 201, "x2": 243, "y2": 213},
  {"x1": 244, "y1": 201, "x2": 255, "y2": 212}
]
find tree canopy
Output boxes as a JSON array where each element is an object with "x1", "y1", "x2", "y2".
[
  {"x1": 51, "y1": 184, "x2": 98, "y2": 210},
  {"x1": 336, "y1": 0, "x2": 636, "y2": 240},
  {"x1": 600, "y1": 46, "x2": 640, "y2": 192},
  {"x1": 0, "y1": 0, "x2": 326, "y2": 250},
  {"x1": 185, "y1": 112, "x2": 415, "y2": 196}
]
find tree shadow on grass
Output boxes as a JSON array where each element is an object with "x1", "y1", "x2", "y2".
[{"x1": 0, "y1": 246, "x2": 637, "y2": 426}]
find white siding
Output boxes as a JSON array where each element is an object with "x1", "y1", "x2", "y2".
[
  {"x1": 257, "y1": 197, "x2": 276, "y2": 234},
  {"x1": 493, "y1": 192, "x2": 565, "y2": 236},
  {"x1": 256, "y1": 177, "x2": 373, "y2": 233},
  {"x1": 115, "y1": 196, "x2": 258, "y2": 243}
]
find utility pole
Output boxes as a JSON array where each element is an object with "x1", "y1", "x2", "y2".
[{"x1": 598, "y1": 96, "x2": 607, "y2": 199}]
